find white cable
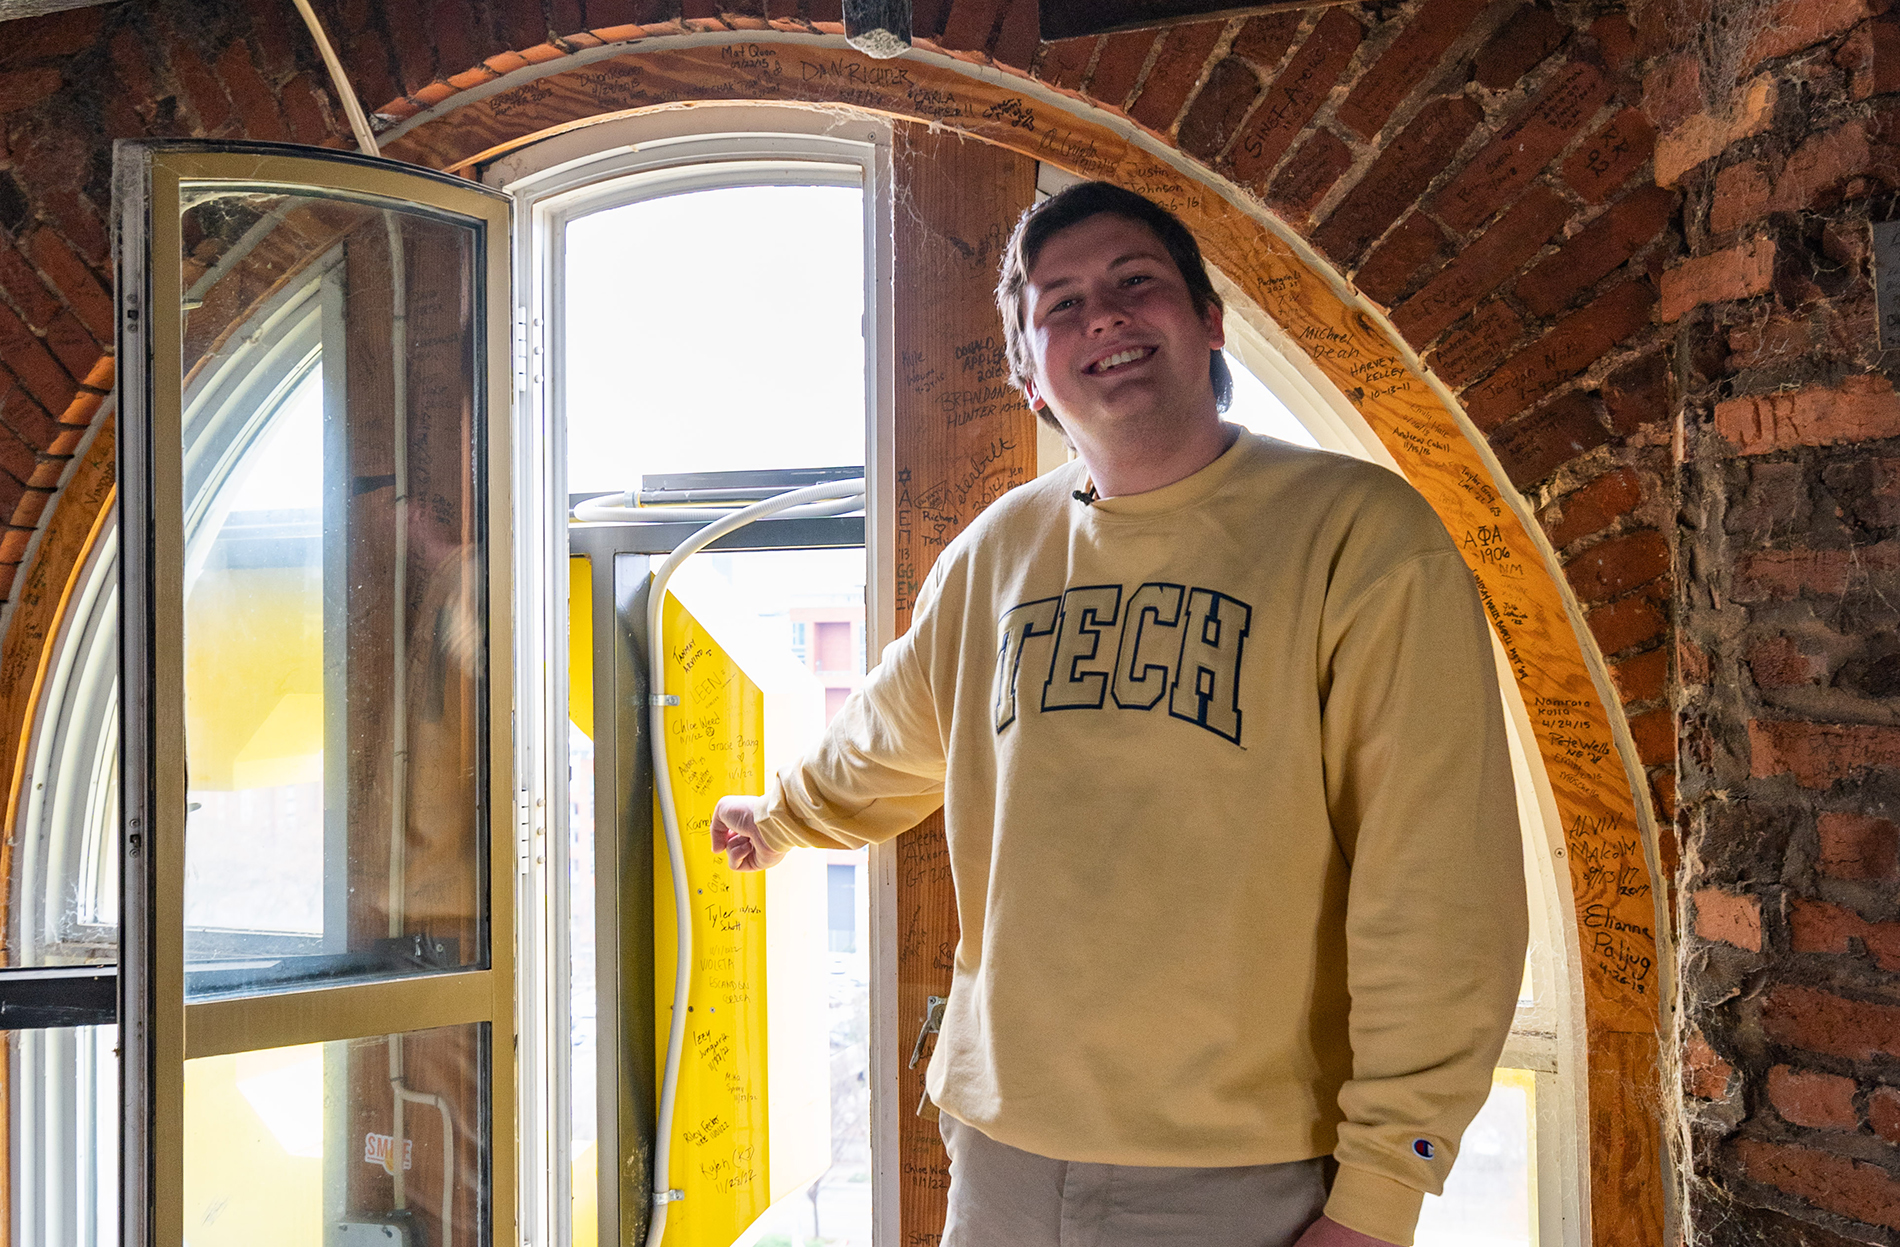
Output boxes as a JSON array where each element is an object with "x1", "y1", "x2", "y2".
[
  {"x1": 382, "y1": 207, "x2": 415, "y2": 1216},
  {"x1": 572, "y1": 492, "x2": 864, "y2": 526},
  {"x1": 643, "y1": 477, "x2": 865, "y2": 1247},
  {"x1": 394, "y1": 1081, "x2": 455, "y2": 1247},
  {"x1": 278, "y1": 13, "x2": 441, "y2": 1243},
  {"x1": 288, "y1": 0, "x2": 380, "y2": 156}
]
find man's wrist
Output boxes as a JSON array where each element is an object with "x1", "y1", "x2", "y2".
[
  {"x1": 1322, "y1": 1165, "x2": 1422, "y2": 1247},
  {"x1": 750, "y1": 777, "x2": 797, "y2": 853}
]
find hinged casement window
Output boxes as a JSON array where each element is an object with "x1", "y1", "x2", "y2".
[
  {"x1": 114, "y1": 140, "x2": 516, "y2": 1247},
  {"x1": 75, "y1": 113, "x2": 1586, "y2": 1247},
  {"x1": 491, "y1": 105, "x2": 895, "y2": 1247}
]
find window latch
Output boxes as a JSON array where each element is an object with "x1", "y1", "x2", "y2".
[{"x1": 907, "y1": 994, "x2": 947, "y2": 1070}]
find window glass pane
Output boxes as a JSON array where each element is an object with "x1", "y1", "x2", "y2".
[
  {"x1": 12, "y1": 523, "x2": 120, "y2": 968},
  {"x1": 1414, "y1": 1067, "x2": 1534, "y2": 1247},
  {"x1": 178, "y1": 190, "x2": 488, "y2": 999},
  {"x1": 826, "y1": 864, "x2": 855, "y2": 954},
  {"x1": 183, "y1": 1022, "x2": 488, "y2": 1247},
  {"x1": 565, "y1": 177, "x2": 871, "y2": 1247},
  {"x1": 563, "y1": 185, "x2": 866, "y2": 494},
  {"x1": 6, "y1": 1025, "x2": 117, "y2": 1247},
  {"x1": 1223, "y1": 350, "x2": 1319, "y2": 448},
  {"x1": 568, "y1": 719, "x2": 598, "y2": 1247}
]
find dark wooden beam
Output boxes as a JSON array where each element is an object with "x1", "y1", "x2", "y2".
[
  {"x1": 1039, "y1": 0, "x2": 1363, "y2": 41},
  {"x1": 890, "y1": 121, "x2": 1038, "y2": 1247}
]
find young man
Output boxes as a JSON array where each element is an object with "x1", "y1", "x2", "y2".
[{"x1": 711, "y1": 182, "x2": 1527, "y2": 1247}]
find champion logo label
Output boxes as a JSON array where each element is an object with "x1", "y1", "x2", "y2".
[{"x1": 1413, "y1": 1138, "x2": 1435, "y2": 1159}]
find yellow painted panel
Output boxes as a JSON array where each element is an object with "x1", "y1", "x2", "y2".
[
  {"x1": 654, "y1": 590, "x2": 773, "y2": 1247},
  {"x1": 231, "y1": 692, "x2": 324, "y2": 789},
  {"x1": 573, "y1": 1141, "x2": 600, "y2": 1247},
  {"x1": 763, "y1": 850, "x2": 828, "y2": 1204},
  {"x1": 184, "y1": 565, "x2": 322, "y2": 791},
  {"x1": 182, "y1": 1044, "x2": 323, "y2": 1247},
  {"x1": 570, "y1": 555, "x2": 593, "y2": 738},
  {"x1": 1496, "y1": 1066, "x2": 1539, "y2": 1246}
]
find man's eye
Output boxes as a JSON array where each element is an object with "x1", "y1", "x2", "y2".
[
  {"x1": 1051, "y1": 297, "x2": 1078, "y2": 312},
  {"x1": 1123, "y1": 273, "x2": 1152, "y2": 287}
]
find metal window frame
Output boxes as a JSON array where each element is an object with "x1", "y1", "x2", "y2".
[
  {"x1": 114, "y1": 138, "x2": 518, "y2": 1247},
  {"x1": 489, "y1": 105, "x2": 895, "y2": 1247}
]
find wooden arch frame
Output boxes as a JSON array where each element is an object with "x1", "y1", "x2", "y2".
[
  {"x1": 378, "y1": 35, "x2": 1671, "y2": 1244},
  {"x1": 0, "y1": 28, "x2": 1673, "y2": 1247}
]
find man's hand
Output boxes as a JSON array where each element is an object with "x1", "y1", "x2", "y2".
[
  {"x1": 1294, "y1": 1216, "x2": 1400, "y2": 1247},
  {"x1": 710, "y1": 795, "x2": 787, "y2": 871}
]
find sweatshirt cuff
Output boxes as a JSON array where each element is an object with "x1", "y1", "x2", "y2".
[
  {"x1": 753, "y1": 774, "x2": 805, "y2": 853},
  {"x1": 1323, "y1": 1165, "x2": 1423, "y2": 1246}
]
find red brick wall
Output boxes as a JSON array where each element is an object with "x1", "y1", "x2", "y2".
[
  {"x1": 51, "y1": 0, "x2": 1900, "y2": 1237},
  {"x1": 2, "y1": 0, "x2": 1683, "y2": 821},
  {"x1": 1655, "y1": 0, "x2": 1900, "y2": 1239}
]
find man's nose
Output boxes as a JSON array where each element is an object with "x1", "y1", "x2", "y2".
[{"x1": 1087, "y1": 290, "x2": 1129, "y2": 331}]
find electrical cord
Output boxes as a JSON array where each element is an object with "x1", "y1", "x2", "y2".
[
  {"x1": 573, "y1": 491, "x2": 863, "y2": 526},
  {"x1": 281, "y1": 6, "x2": 865, "y2": 1219},
  {"x1": 639, "y1": 476, "x2": 866, "y2": 1247},
  {"x1": 288, "y1": 0, "x2": 380, "y2": 155}
]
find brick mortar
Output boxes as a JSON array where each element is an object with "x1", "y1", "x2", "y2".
[{"x1": 1669, "y1": 0, "x2": 1900, "y2": 1223}]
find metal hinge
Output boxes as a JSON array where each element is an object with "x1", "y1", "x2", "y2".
[
  {"x1": 512, "y1": 306, "x2": 529, "y2": 392},
  {"x1": 516, "y1": 786, "x2": 532, "y2": 876}
]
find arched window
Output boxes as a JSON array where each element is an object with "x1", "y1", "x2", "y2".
[
  {"x1": 13, "y1": 80, "x2": 1631, "y2": 1247},
  {"x1": 10, "y1": 506, "x2": 119, "y2": 1247},
  {"x1": 7, "y1": 246, "x2": 332, "y2": 1247},
  {"x1": 496, "y1": 106, "x2": 891, "y2": 1247}
]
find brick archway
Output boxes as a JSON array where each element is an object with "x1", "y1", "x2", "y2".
[
  {"x1": 394, "y1": 38, "x2": 1667, "y2": 1243},
  {"x1": 0, "y1": 8, "x2": 1679, "y2": 1245}
]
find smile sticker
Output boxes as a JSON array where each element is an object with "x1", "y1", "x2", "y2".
[{"x1": 363, "y1": 1132, "x2": 414, "y2": 1174}]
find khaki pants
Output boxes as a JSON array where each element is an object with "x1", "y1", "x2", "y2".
[{"x1": 939, "y1": 1115, "x2": 1330, "y2": 1247}]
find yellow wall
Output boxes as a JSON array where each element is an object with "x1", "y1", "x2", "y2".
[
  {"x1": 184, "y1": 565, "x2": 323, "y2": 790},
  {"x1": 182, "y1": 1044, "x2": 324, "y2": 1247}
]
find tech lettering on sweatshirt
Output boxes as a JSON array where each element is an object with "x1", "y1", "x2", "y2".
[{"x1": 991, "y1": 581, "x2": 1253, "y2": 743}]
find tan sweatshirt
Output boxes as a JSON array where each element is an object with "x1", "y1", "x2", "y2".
[{"x1": 755, "y1": 430, "x2": 1528, "y2": 1245}]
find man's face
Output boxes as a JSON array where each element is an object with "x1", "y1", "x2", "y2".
[{"x1": 1020, "y1": 213, "x2": 1224, "y2": 440}]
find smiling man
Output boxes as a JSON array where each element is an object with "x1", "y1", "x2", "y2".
[{"x1": 711, "y1": 182, "x2": 1527, "y2": 1247}]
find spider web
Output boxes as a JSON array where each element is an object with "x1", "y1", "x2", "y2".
[{"x1": 1675, "y1": 0, "x2": 1782, "y2": 106}]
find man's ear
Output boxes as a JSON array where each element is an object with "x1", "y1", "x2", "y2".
[
  {"x1": 1203, "y1": 300, "x2": 1226, "y2": 352},
  {"x1": 1023, "y1": 375, "x2": 1046, "y2": 412}
]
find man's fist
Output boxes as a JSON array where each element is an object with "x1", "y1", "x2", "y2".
[{"x1": 710, "y1": 795, "x2": 787, "y2": 871}]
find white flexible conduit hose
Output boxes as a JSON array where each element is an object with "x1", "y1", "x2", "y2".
[
  {"x1": 288, "y1": 0, "x2": 381, "y2": 156},
  {"x1": 394, "y1": 1083, "x2": 455, "y2": 1247},
  {"x1": 573, "y1": 491, "x2": 864, "y2": 526},
  {"x1": 633, "y1": 477, "x2": 866, "y2": 1247},
  {"x1": 283, "y1": 7, "x2": 464, "y2": 1241}
]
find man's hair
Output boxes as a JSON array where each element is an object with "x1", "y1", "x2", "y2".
[{"x1": 995, "y1": 181, "x2": 1233, "y2": 426}]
